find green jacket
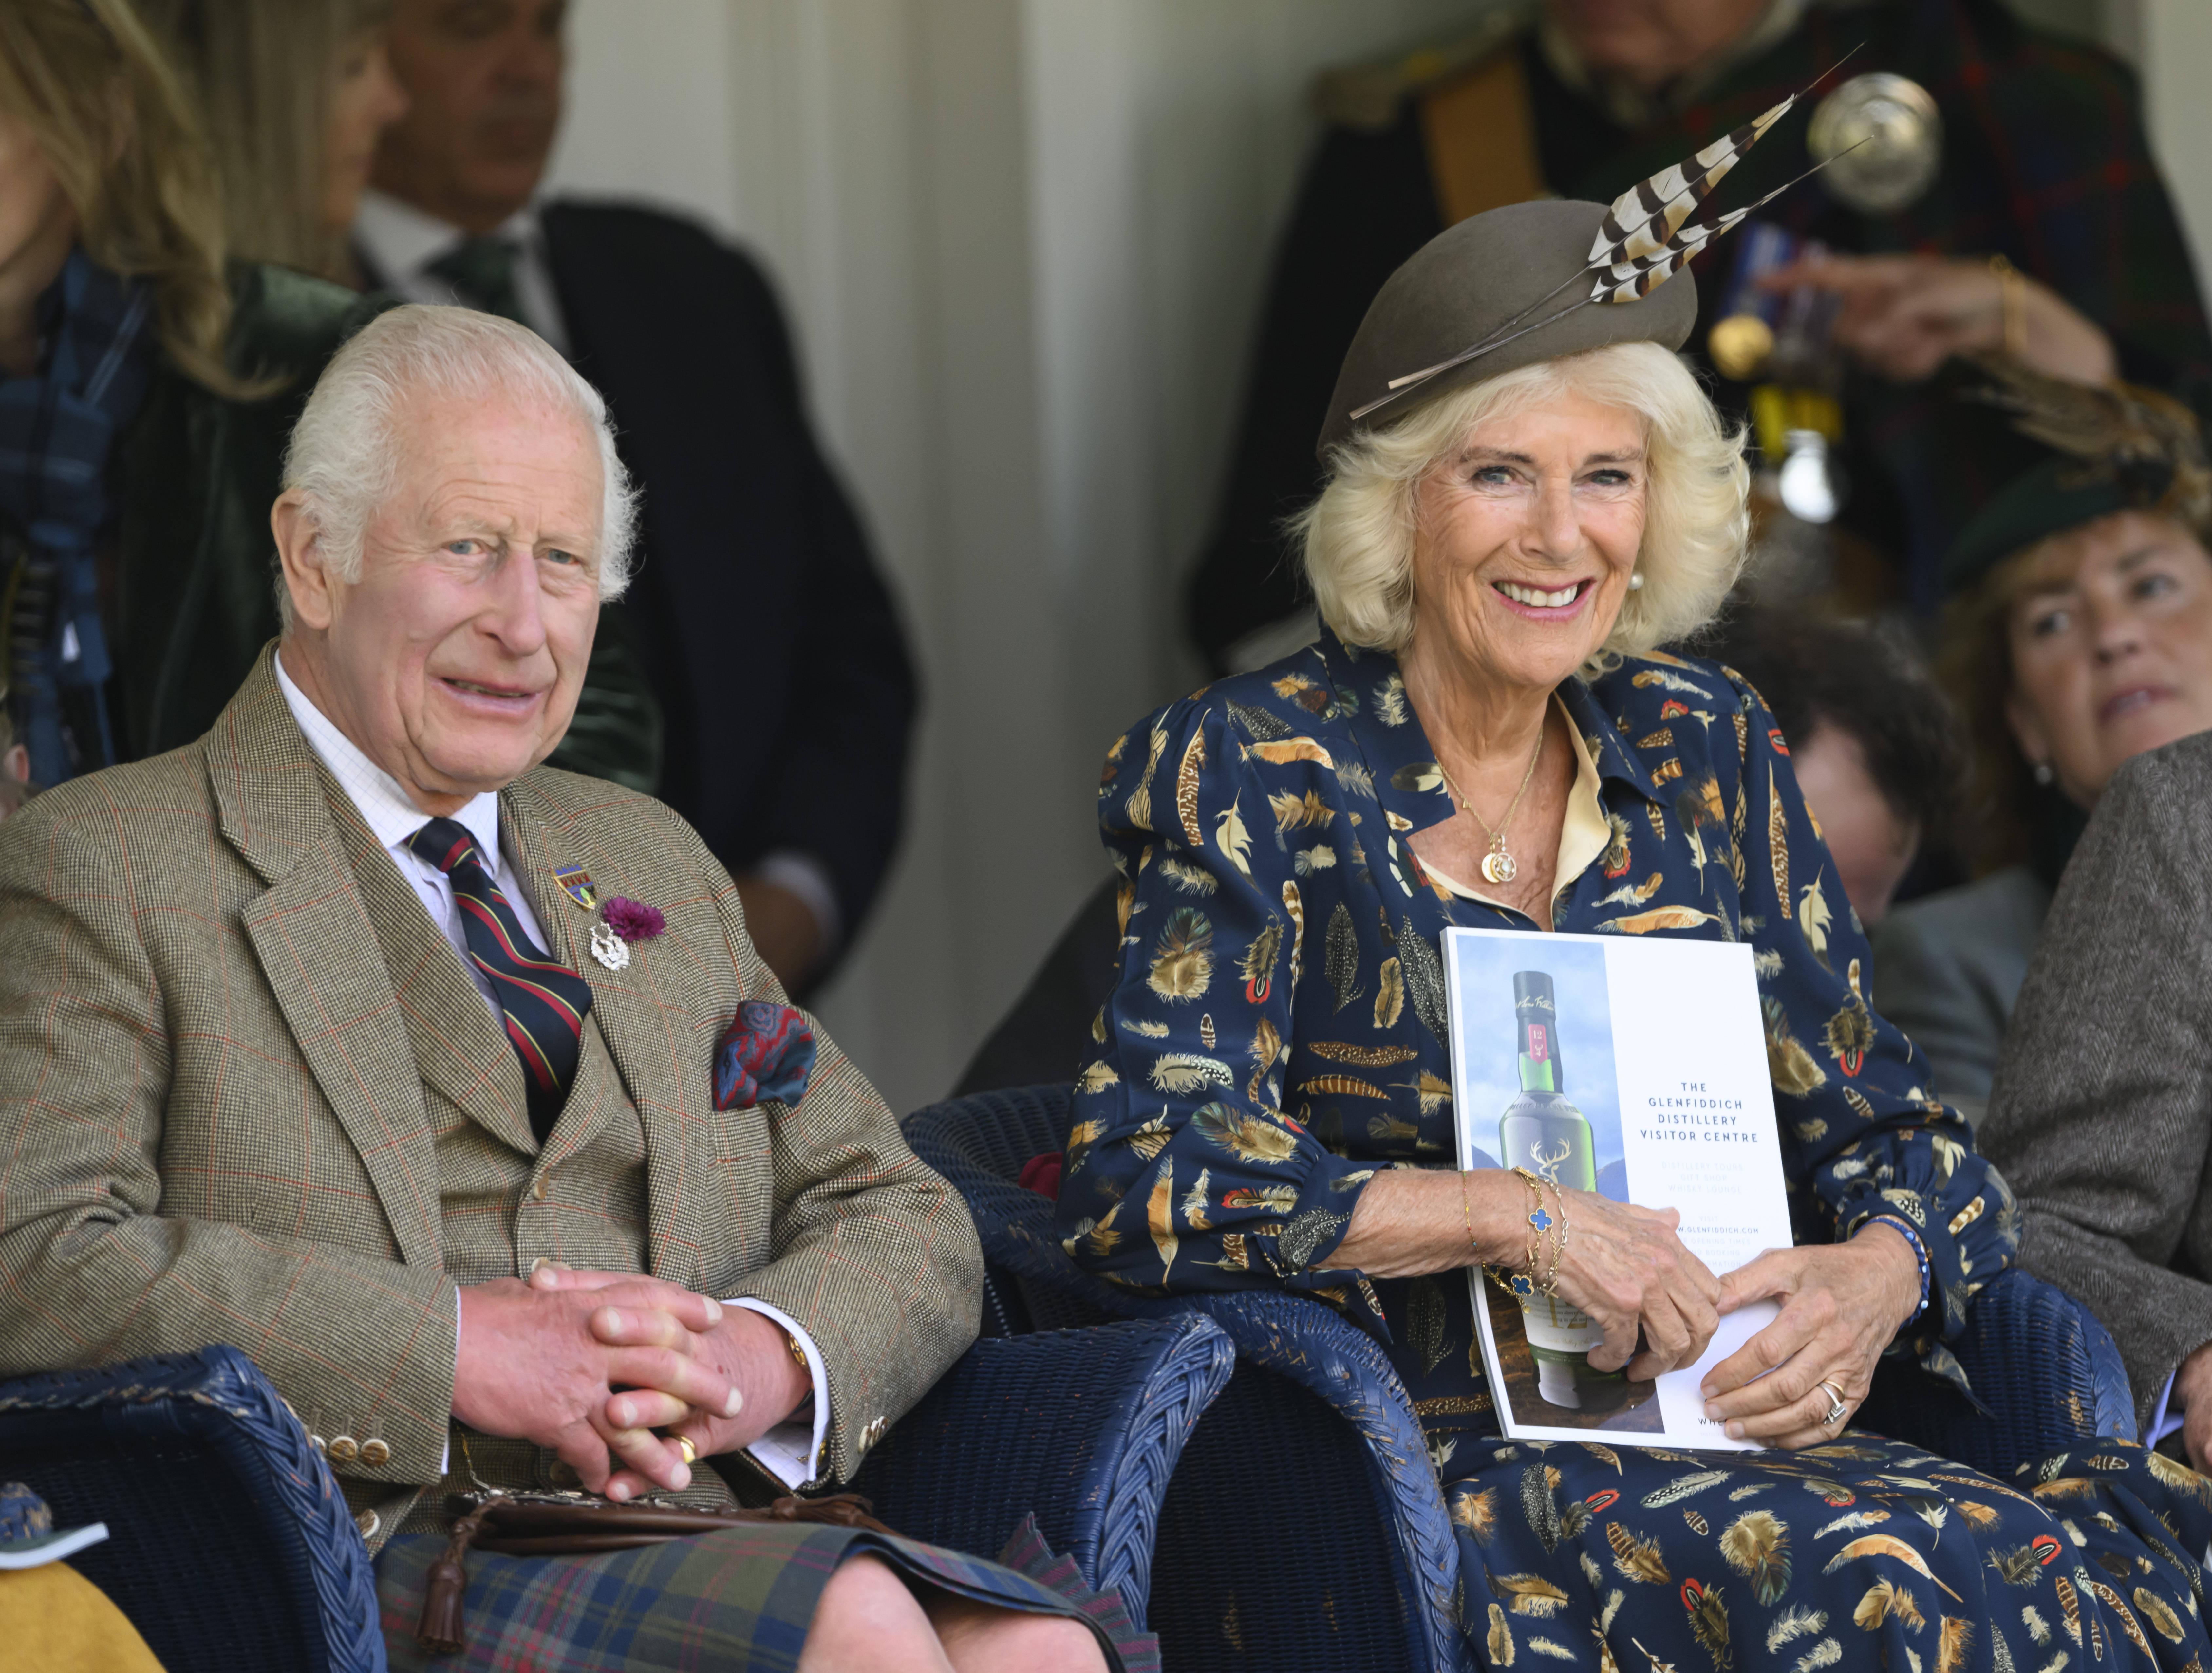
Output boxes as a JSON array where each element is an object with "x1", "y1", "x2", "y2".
[{"x1": 109, "y1": 263, "x2": 660, "y2": 785}]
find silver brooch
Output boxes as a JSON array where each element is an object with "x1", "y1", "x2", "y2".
[
  {"x1": 1808, "y1": 72, "x2": 1943, "y2": 216},
  {"x1": 589, "y1": 921, "x2": 632, "y2": 971}
]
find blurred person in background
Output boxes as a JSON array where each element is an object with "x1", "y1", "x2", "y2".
[
  {"x1": 1872, "y1": 382, "x2": 2212, "y2": 1120},
  {"x1": 1707, "y1": 607, "x2": 1961, "y2": 929},
  {"x1": 351, "y1": 0, "x2": 917, "y2": 994},
  {"x1": 144, "y1": 0, "x2": 410, "y2": 287},
  {"x1": 0, "y1": 0, "x2": 386, "y2": 790},
  {"x1": 1190, "y1": 0, "x2": 2210, "y2": 672},
  {"x1": 0, "y1": 702, "x2": 28, "y2": 820}
]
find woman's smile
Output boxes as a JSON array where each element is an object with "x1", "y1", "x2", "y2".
[{"x1": 1491, "y1": 577, "x2": 1596, "y2": 618}]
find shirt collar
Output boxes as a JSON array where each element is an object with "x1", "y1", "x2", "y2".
[
  {"x1": 273, "y1": 648, "x2": 504, "y2": 863},
  {"x1": 353, "y1": 189, "x2": 546, "y2": 285},
  {"x1": 1311, "y1": 627, "x2": 1666, "y2": 841}
]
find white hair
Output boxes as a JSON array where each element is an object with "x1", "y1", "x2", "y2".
[
  {"x1": 1295, "y1": 341, "x2": 1749, "y2": 663},
  {"x1": 279, "y1": 304, "x2": 638, "y2": 622}
]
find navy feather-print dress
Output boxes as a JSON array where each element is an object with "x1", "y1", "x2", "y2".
[{"x1": 1059, "y1": 628, "x2": 2212, "y2": 1669}]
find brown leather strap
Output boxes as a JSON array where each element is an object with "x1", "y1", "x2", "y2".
[{"x1": 1419, "y1": 51, "x2": 1550, "y2": 228}]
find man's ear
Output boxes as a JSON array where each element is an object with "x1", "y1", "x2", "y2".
[{"x1": 272, "y1": 492, "x2": 337, "y2": 632}]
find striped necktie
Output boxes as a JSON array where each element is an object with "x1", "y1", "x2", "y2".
[{"x1": 407, "y1": 816, "x2": 593, "y2": 1141}]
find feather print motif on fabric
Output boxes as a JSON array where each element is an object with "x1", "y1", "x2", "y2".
[
  {"x1": 1158, "y1": 855, "x2": 1216, "y2": 894},
  {"x1": 1239, "y1": 918, "x2": 1282, "y2": 1004},
  {"x1": 1682, "y1": 1577, "x2": 1732, "y2": 1670},
  {"x1": 1269, "y1": 787, "x2": 1334, "y2": 832},
  {"x1": 1299, "y1": 1072, "x2": 1389, "y2": 1100},
  {"x1": 2134, "y1": 1586, "x2": 2186, "y2": 1643},
  {"x1": 1494, "y1": 1572, "x2": 1572, "y2": 1617},
  {"x1": 1489, "y1": 1604, "x2": 1517, "y2": 1665},
  {"x1": 1398, "y1": 920, "x2": 1450, "y2": 1041},
  {"x1": 1855, "y1": 1578, "x2": 1926, "y2": 1632},
  {"x1": 1454, "y1": 1487, "x2": 1498, "y2": 1541},
  {"x1": 1281, "y1": 880, "x2": 1306, "y2": 995},
  {"x1": 2087, "y1": 1580, "x2": 2153, "y2": 1656},
  {"x1": 1325, "y1": 901, "x2": 1362, "y2": 1012},
  {"x1": 1174, "y1": 731, "x2": 1207, "y2": 847},
  {"x1": 1294, "y1": 844, "x2": 1337, "y2": 875},
  {"x1": 1224, "y1": 697, "x2": 1288, "y2": 741},
  {"x1": 1192, "y1": 1102, "x2": 1301, "y2": 1164},
  {"x1": 1124, "y1": 723, "x2": 1169, "y2": 831},
  {"x1": 1609, "y1": 1522, "x2": 1672, "y2": 1585},
  {"x1": 1934, "y1": 1616, "x2": 1975, "y2": 1673},
  {"x1": 1376, "y1": 672, "x2": 1409, "y2": 725},
  {"x1": 1307, "y1": 1040, "x2": 1417, "y2": 1066},
  {"x1": 1127, "y1": 1115, "x2": 1171, "y2": 1161},
  {"x1": 1199, "y1": 1013, "x2": 1216, "y2": 1051},
  {"x1": 1215, "y1": 797, "x2": 1254, "y2": 877},
  {"x1": 1684, "y1": 1510, "x2": 1710, "y2": 1536},
  {"x1": 2052, "y1": 1575, "x2": 2082, "y2": 1643},
  {"x1": 1147, "y1": 1054, "x2": 1234, "y2": 1094},
  {"x1": 1247, "y1": 1017, "x2": 1283, "y2": 1103},
  {"x1": 1523, "y1": 1464, "x2": 1565, "y2": 1553},
  {"x1": 1147, "y1": 1163, "x2": 1176, "y2": 1281},
  {"x1": 1147, "y1": 908, "x2": 1214, "y2": 1002},
  {"x1": 1644, "y1": 1472, "x2": 1733, "y2": 1508},
  {"x1": 1822, "y1": 1538, "x2": 1964, "y2": 1601},
  {"x1": 1597, "y1": 872, "x2": 1666, "y2": 908},
  {"x1": 1374, "y1": 957, "x2": 1405, "y2": 1029},
  {"x1": 1720, "y1": 1510, "x2": 1791, "y2": 1606},
  {"x1": 1248, "y1": 737, "x2": 1335, "y2": 768},
  {"x1": 1769, "y1": 772, "x2": 1792, "y2": 920},
  {"x1": 1406, "y1": 1276, "x2": 1451, "y2": 1374},
  {"x1": 1789, "y1": 1642, "x2": 1841, "y2": 1673},
  {"x1": 1768, "y1": 1608, "x2": 1828, "y2": 1652},
  {"x1": 1181, "y1": 1167, "x2": 1212, "y2": 1232},
  {"x1": 1763, "y1": 995, "x2": 1828, "y2": 1097},
  {"x1": 1814, "y1": 1510, "x2": 1889, "y2": 1539}
]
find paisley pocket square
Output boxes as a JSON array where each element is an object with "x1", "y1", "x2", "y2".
[{"x1": 713, "y1": 1000, "x2": 817, "y2": 1110}]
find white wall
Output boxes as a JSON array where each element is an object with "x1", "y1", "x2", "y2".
[{"x1": 546, "y1": 0, "x2": 1486, "y2": 1115}]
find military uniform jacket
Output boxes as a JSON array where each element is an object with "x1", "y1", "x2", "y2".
[
  {"x1": 1057, "y1": 632, "x2": 2018, "y2": 1451},
  {"x1": 0, "y1": 652, "x2": 982, "y2": 1547}
]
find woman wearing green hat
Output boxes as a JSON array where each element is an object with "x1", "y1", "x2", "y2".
[
  {"x1": 1057, "y1": 113, "x2": 2212, "y2": 1669},
  {"x1": 1873, "y1": 422, "x2": 2212, "y2": 1121}
]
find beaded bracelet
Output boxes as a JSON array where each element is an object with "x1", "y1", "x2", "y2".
[{"x1": 1855, "y1": 1212, "x2": 1932, "y2": 1324}]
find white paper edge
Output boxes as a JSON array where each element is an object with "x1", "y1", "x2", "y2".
[{"x1": 0, "y1": 1521, "x2": 109, "y2": 1569}]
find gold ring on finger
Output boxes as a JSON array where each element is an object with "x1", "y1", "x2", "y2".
[
  {"x1": 673, "y1": 1433, "x2": 699, "y2": 1466},
  {"x1": 1815, "y1": 1379, "x2": 1848, "y2": 1429}
]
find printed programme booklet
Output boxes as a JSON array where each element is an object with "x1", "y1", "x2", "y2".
[{"x1": 1443, "y1": 924, "x2": 1791, "y2": 1451}]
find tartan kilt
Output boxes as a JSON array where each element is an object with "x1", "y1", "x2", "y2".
[{"x1": 376, "y1": 1518, "x2": 1146, "y2": 1673}]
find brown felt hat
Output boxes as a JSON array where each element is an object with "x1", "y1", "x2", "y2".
[{"x1": 1316, "y1": 198, "x2": 1700, "y2": 460}]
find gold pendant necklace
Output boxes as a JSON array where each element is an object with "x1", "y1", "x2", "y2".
[{"x1": 1436, "y1": 721, "x2": 1547, "y2": 886}]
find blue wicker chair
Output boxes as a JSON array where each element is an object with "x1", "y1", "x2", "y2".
[
  {"x1": 901, "y1": 1083, "x2": 2141, "y2": 1673},
  {"x1": 0, "y1": 1315, "x2": 1239, "y2": 1672}
]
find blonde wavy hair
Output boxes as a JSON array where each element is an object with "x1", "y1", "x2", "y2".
[
  {"x1": 0, "y1": 0, "x2": 239, "y2": 393},
  {"x1": 1297, "y1": 341, "x2": 1749, "y2": 663},
  {"x1": 142, "y1": 0, "x2": 394, "y2": 284}
]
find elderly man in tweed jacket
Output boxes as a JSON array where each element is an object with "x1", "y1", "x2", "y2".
[{"x1": 0, "y1": 306, "x2": 1109, "y2": 1673}]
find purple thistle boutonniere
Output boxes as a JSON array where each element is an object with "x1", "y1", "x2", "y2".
[{"x1": 603, "y1": 898, "x2": 666, "y2": 941}]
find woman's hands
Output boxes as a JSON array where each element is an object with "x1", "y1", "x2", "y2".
[
  {"x1": 1550, "y1": 1192, "x2": 1724, "y2": 1381},
  {"x1": 1700, "y1": 1223, "x2": 1922, "y2": 1449},
  {"x1": 1761, "y1": 254, "x2": 2118, "y2": 386},
  {"x1": 1317, "y1": 1168, "x2": 1721, "y2": 1379}
]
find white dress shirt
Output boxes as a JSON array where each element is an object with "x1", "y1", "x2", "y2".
[{"x1": 275, "y1": 653, "x2": 829, "y2": 1486}]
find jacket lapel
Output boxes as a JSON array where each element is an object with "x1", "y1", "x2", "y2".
[
  {"x1": 503, "y1": 781, "x2": 709, "y2": 1290},
  {"x1": 206, "y1": 652, "x2": 446, "y2": 1270}
]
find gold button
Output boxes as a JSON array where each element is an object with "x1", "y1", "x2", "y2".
[
  {"x1": 528, "y1": 1256, "x2": 554, "y2": 1276},
  {"x1": 354, "y1": 1509, "x2": 380, "y2": 1540},
  {"x1": 532, "y1": 1177, "x2": 549, "y2": 1202},
  {"x1": 360, "y1": 1438, "x2": 391, "y2": 1467},
  {"x1": 859, "y1": 1416, "x2": 885, "y2": 1452},
  {"x1": 327, "y1": 1435, "x2": 359, "y2": 1462},
  {"x1": 309, "y1": 1434, "x2": 327, "y2": 1456}
]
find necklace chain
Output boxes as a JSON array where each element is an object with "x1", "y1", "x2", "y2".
[{"x1": 1434, "y1": 721, "x2": 1547, "y2": 885}]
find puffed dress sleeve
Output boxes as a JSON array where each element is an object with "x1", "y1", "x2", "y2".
[
  {"x1": 1726, "y1": 672, "x2": 2022, "y2": 1370},
  {"x1": 1057, "y1": 697, "x2": 1380, "y2": 1297}
]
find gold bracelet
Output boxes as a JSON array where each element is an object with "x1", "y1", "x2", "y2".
[
  {"x1": 1990, "y1": 254, "x2": 2027, "y2": 359},
  {"x1": 1459, "y1": 1169, "x2": 1482, "y2": 1267},
  {"x1": 1539, "y1": 1178, "x2": 1571, "y2": 1298}
]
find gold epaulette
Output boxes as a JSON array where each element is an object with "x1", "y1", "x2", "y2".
[{"x1": 1310, "y1": 3, "x2": 1536, "y2": 132}]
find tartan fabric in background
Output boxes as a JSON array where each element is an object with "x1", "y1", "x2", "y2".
[{"x1": 1189, "y1": 0, "x2": 2212, "y2": 657}]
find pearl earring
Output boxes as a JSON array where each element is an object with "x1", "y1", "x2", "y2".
[
  {"x1": 1628, "y1": 570, "x2": 1644, "y2": 591},
  {"x1": 2032, "y1": 761, "x2": 2054, "y2": 785}
]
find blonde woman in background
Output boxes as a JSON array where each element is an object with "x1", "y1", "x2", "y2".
[
  {"x1": 144, "y1": 0, "x2": 407, "y2": 285},
  {"x1": 0, "y1": 0, "x2": 388, "y2": 786}
]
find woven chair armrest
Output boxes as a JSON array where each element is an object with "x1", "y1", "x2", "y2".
[
  {"x1": 1955, "y1": 1268, "x2": 2137, "y2": 1453},
  {"x1": 852, "y1": 1315, "x2": 1235, "y2": 1622},
  {"x1": 0, "y1": 1346, "x2": 384, "y2": 1673},
  {"x1": 1183, "y1": 1291, "x2": 1465, "y2": 1673}
]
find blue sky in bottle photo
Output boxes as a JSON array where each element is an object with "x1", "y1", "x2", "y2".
[{"x1": 1448, "y1": 931, "x2": 1627, "y2": 1199}]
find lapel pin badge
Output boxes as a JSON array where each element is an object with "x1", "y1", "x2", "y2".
[{"x1": 552, "y1": 865, "x2": 599, "y2": 911}]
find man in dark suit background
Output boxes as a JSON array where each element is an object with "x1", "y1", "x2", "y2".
[{"x1": 352, "y1": 0, "x2": 916, "y2": 992}]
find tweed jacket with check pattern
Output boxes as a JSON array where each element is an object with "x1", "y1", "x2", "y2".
[{"x1": 0, "y1": 652, "x2": 982, "y2": 1544}]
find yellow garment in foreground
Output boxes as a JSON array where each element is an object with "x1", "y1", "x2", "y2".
[{"x1": 0, "y1": 1561, "x2": 167, "y2": 1672}]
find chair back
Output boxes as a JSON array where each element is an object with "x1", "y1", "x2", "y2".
[
  {"x1": 0, "y1": 1345, "x2": 384, "y2": 1673},
  {"x1": 908, "y1": 1085, "x2": 1454, "y2": 1672}
]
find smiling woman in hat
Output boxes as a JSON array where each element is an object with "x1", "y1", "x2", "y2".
[
  {"x1": 1059, "y1": 125, "x2": 2212, "y2": 1666},
  {"x1": 1873, "y1": 402, "x2": 2212, "y2": 1120}
]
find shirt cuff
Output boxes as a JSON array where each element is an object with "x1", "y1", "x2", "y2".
[
  {"x1": 726, "y1": 1297, "x2": 830, "y2": 1489},
  {"x1": 444, "y1": 1290, "x2": 459, "y2": 1474},
  {"x1": 752, "y1": 851, "x2": 843, "y2": 961}
]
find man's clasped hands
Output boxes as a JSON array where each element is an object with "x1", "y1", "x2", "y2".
[{"x1": 452, "y1": 1262, "x2": 813, "y2": 1497}]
